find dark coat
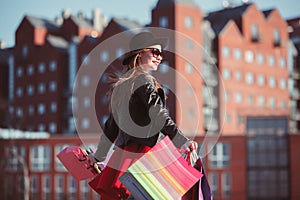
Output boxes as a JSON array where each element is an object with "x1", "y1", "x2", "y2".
[{"x1": 95, "y1": 73, "x2": 189, "y2": 162}]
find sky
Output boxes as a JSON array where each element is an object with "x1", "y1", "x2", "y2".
[{"x1": 0, "y1": 0, "x2": 299, "y2": 48}]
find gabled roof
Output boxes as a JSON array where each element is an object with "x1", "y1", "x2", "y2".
[
  {"x1": 155, "y1": 0, "x2": 197, "y2": 8},
  {"x1": 46, "y1": 35, "x2": 68, "y2": 50},
  {"x1": 25, "y1": 15, "x2": 59, "y2": 31},
  {"x1": 113, "y1": 17, "x2": 143, "y2": 31},
  {"x1": 69, "y1": 15, "x2": 94, "y2": 29},
  {"x1": 205, "y1": 3, "x2": 252, "y2": 35}
]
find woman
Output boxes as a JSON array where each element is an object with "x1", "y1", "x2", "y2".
[{"x1": 93, "y1": 31, "x2": 197, "y2": 199}]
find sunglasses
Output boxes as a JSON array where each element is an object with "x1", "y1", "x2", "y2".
[{"x1": 146, "y1": 48, "x2": 164, "y2": 59}]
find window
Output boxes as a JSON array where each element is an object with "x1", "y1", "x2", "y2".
[
  {"x1": 222, "y1": 46, "x2": 230, "y2": 58},
  {"x1": 31, "y1": 145, "x2": 51, "y2": 171},
  {"x1": 209, "y1": 143, "x2": 230, "y2": 168},
  {"x1": 257, "y1": 53, "x2": 264, "y2": 65},
  {"x1": 27, "y1": 65, "x2": 34, "y2": 76},
  {"x1": 49, "y1": 60, "x2": 57, "y2": 71},
  {"x1": 246, "y1": 117, "x2": 289, "y2": 199},
  {"x1": 55, "y1": 175, "x2": 65, "y2": 200},
  {"x1": 234, "y1": 71, "x2": 242, "y2": 81},
  {"x1": 38, "y1": 83, "x2": 46, "y2": 94},
  {"x1": 68, "y1": 117, "x2": 76, "y2": 133},
  {"x1": 50, "y1": 102, "x2": 57, "y2": 113},
  {"x1": 159, "y1": 16, "x2": 168, "y2": 28},
  {"x1": 245, "y1": 50, "x2": 254, "y2": 63},
  {"x1": 116, "y1": 48, "x2": 125, "y2": 59},
  {"x1": 251, "y1": 24, "x2": 259, "y2": 41},
  {"x1": 81, "y1": 54, "x2": 89, "y2": 65},
  {"x1": 274, "y1": 28, "x2": 281, "y2": 46},
  {"x1": 16, "y1": 67, "x2": 23, "y2": 77},
  {"x1": 81, "y1": 75, "x2": 90, "y2": 87},
  {"x1": 28, "y1": 105, "x2": 34, "y2": 116},
  {"x1": 268, "y1": 55, "x2": 275, "y2": 67},
  {"x1": 222, "y1": 68, "x2": 230, "y2": 80},
  {"x1": 38, "y1": 103, "x2": 45, "y2": 115},
  {"x1": 81, "y1": 118, "x2": 90, "y2": 129},
  {"x1": 279, "y1": 79, "x2": 286, "y2": 90},
  {"x1": 49, "y1": 122, "x2": 57, "y2": 133},
  {"x1": 55, "y1": 145, "x2": 68, "y2": 171},
  {"x1": 279, "y1": 57, "x2": 286, "y2": 68},
  {"x1": 30, "y1": 175, "x2": 39, "y2": 198},
  {"x1": 269, "y1": 77, "x2": 276, "y2": 88},
  {"x1": 6, "y1": 145, "x2": 25, "y2": 171},
  {"x1": 22, "y1": 45, "x2": 28, "y2": 58},
  {"x1": 16, "y1": 107, "x2": 23, "y2": 118},
  {"x1": 38, "y1": 63, "x2": 46, "y2": 73},
  {"x1": 68, "y1": 176, "x2": 77, "y2": 199},
  {"x1": 258, "y1": 95, "x2": 265, "y2": 107},
  {"x1": 184, "y1": 16, "x2": 193, "y2": 29},
  {"x1": 245, "y1": 72, "x2": 254, "y2": 84},
  {"x1": 186, "y1": 39, "x2": 194, "y2": 50},
  {"x1": 42, "y1": 175, "x2": 51, "y2": 200},
  {"x1": 235, "y1": 92, "x2": 243, "y2": 103},
  {"x1": 222, "y1": 173, "x2": 231, "y2": 198},
  {"x1": 49, "y1": 81, "x2": 57, "y2": 92},
  {"x1": 100, "y1": 50, "x2": 109, "y2": 62},
  {"x1": 83, "y1": 97, "x2": 91, "y2": 108},
  {"x1": 27, "y1": 85, "x2": 34, "y2": 96},
  {"x1": 234, "y1": 48, "x2": 242, "y2": 60},
  {"x1": 185, "y1": 62, "x2": 194, "y2": 74},
  {"x1": 80, "y1": 180, "x2": 89, "y2": 199},
  {"x1": 16, "y1": 87, "x2": 23, "y2": 97},
  {"x1": 225, "y1": 113, "x2": 231, "y2": 124},
  {"x1": 269, "y1": 97, "x2": 276, "y2": 109},
  {"x1": 210, "y1": 173, "x2": 218, "y2": 197},
  {"x1": 257, "y1": 75, "x2": 265, "y2": 86},
  {"x1": 38, "y1": 124, "x2": 45, "y2": 132}
]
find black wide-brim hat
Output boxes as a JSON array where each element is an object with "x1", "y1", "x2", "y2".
[{"x1": 122, "y1": 31, "x2": 168, "y2": 65}]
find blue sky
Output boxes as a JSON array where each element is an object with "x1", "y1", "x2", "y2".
[{"x1": 0, "y1": 0, "x2": 299, "y2": 47}]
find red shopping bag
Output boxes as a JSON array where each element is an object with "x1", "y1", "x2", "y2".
[
  {"x1": 119, "y1": 136, "x2": 203, "y2": 200},
  {"x1": 57, "y1": 146, "x2": 99, "y2": 181}
]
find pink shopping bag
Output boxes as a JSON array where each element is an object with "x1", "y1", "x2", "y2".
[{"x1": 57, "y1": 146, "x2": 99, "y2": 181}]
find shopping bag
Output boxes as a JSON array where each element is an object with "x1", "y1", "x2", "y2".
[
  {"x1": 183, "y1": 158, "x2": 212, "y2": 200},
  {"x1": 57, "y1": 146, "x2": 99, "y2": 181},
  {"x1": 119, "y1": 136, "x2": 203, "y2": 200}
]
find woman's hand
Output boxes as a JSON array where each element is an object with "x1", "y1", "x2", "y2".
[{"x1": 180, "y1": 140, "x2": 198, "y2": 152}]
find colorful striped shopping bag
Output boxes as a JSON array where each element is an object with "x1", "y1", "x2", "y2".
[{"x1": 119, "y1": 136, "x2": 203, "y2": 200}]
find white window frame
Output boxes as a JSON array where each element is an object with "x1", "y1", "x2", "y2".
[{"x1": 31, "y1": 145, "x2": 51, "y2": 171}]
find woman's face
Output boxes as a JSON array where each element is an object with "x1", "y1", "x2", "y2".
[{"x1": 139, "y1": 44, "x2": 163, "y2": 72}]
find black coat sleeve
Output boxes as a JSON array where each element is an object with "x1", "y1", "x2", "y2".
[
  {"x1": 94, "y1": 113, "x2": 119, "y2": 162},
  {"x1": 133, "y1": 74, "x2": 189, "y2": 148}
]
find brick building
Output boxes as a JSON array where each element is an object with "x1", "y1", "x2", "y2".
[{"x1": 0, "y1": 0, "x2": 300, "y2": 200}]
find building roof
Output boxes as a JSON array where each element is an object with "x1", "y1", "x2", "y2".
[
  {"x1": 205, "y1": 3, "x2": 252, "y2": 35},
  {"x1": 46, "y1": 35, "x2": 68, "y2": 50},
  {"x1": 155, "y1": 0, "x2": 197, "y2": 8},
  {"x1": 113, "y1": 17, "x2": 143, "y2": 31},
  {"x1": 25, "y1": 15, "x2": 60, "y2": 31},
  {"x1": 69, "y1": 15, "x2": 94, "y2": 29}
]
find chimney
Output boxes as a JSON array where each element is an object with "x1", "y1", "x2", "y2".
[
  {"x1": 93, "y1": 8, "x2": 101, "y2": 31},
  {"x1": 55, "y1": 16, "x2": 63, "y2": 25},
  {"x1": 62, "y1": 8, "x2": 71, "y2": 19},
  {"x1": 92, "y1": 8, "x2": 107, "y2": 32}
]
